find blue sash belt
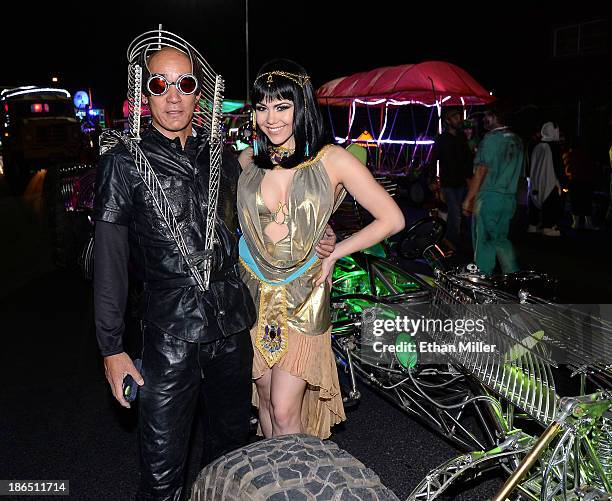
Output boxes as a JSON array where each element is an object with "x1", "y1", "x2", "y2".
[{"x1": 239, "y1": 236, "x2": 317, "y2": 285}]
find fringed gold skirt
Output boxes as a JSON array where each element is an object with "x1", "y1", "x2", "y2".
[{"x1": 250, "y1": 326, "x2": 346, "y2": 439}]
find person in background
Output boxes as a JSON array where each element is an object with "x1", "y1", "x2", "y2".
[
  {"x1": 528, "y1": 122, "x2": 564, "y2": 236},
  {"x1": 431, "y1": 107, "x2": 473, "y2": 248},
  {"x1": 563, "y1": 137, "x2": 599, "y2": 230},
  {"x1": 462, "y1": 118, "x2": 479, "y2": 155},
  {"x1": 462, "y1": 102, "x2": 523, "y2": 275}
]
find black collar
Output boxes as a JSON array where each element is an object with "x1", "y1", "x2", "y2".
[{"x1": 143, "y1": 125, "x2": 202, "y2": 151}]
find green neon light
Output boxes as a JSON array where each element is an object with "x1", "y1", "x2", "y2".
[
  {"x1": 222, "y1": 99, "x2": 246, "y2": 113},
  {"x1": 201, "y1": 99, "x2": 246, "y2": 113},
  {"x1": 235, "y1": 139, "x2": 249, "y2": 151},
  {"x1": 333, "y1": 256, "x2": 423, "y2": 297},
  {"x1": 375, "y1": 276, "x2": 391, "y2": 296},
  {"x1": 362, "y1": 242, "x2": 387, "y2": 258}
]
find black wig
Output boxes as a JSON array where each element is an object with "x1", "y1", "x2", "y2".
[{"x1": 251, "y1": 59, "x2": 325, "y2": 169}]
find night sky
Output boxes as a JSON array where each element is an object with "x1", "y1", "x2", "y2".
[{"x1": 4, "y1": 1, "x2": 608, "y2": 119}]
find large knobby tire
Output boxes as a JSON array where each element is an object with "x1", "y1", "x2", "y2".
[{"x1": 190, "y1": 434, "x2": 399, "y2": 501}]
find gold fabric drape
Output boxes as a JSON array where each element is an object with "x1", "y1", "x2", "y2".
[{"x1": 237, "y1": 145, "x2": 346, "y2": 365}]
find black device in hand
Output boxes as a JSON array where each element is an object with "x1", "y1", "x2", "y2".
[{"x1": 122, "y1": 358, "x2": 143, "y2": 403}]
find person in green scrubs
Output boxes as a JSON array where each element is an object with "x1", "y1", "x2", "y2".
[{"x1": 462, "y1": 103, "x2": 524, "y2": 275}]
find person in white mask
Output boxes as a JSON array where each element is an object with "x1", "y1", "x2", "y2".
[{"x1": 528, "y1": 122, "x2": 564, "y2": 237}]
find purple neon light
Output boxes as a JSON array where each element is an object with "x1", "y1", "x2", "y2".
[
  {"x1": 338, "y1": 96, "x2": 452, "y2": 143},
  {"x1": 353, "y1": 96, "x2": 453, "y2": 107},
  {"x1": 335, "y1": 136, "x2": 434, "y2": 145}
]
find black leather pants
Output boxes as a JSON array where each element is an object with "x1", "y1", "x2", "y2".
[{"x1": 135, "y1": 324, "x2": 253, "y2": 501}]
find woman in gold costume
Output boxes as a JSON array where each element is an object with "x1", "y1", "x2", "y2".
[{"x1": 237, "y1": 59, "x2": 405, "y2": 439}]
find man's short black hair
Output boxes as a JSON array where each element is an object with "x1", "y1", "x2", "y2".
[
  {"x1": 484, "y1": 100, "x2": 510, "y2": 125},
  {"x1": 442, "y1": 107, "x2": 462, "y2": 121}
]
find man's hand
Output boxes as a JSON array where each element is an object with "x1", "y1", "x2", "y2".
[
  {"x1": 463, "y1": 164, "x2": 487, "y2": 216},
  {"x1": 103, "y1": 352, "x2": 144, "y2": 409},
  {"x1": 315, "y1": 224, "x2": 337, "y2": 259},
  {"x1": 462, "y1": 197, "x2": 474, "y2": 216},
  {"x1": 314, "y1": 256, "x2": 337, "y2": 288}
]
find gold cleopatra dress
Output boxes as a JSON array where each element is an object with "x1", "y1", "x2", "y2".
[{"x1": 237, "y1": 145, "x2": 347, "y2": 439}]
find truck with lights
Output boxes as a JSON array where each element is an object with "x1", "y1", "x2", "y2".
[{"x1": 0, "y1": 86, "x2": 83, "y2": 190}]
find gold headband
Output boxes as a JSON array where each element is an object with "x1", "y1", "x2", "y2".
[{"x1": 255, "y1": 70, "x2": 310, "y2": 88}]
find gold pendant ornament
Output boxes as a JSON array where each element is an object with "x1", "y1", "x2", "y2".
[{"x1": 255, "y1": 282, "x2": 289, "y2": 367}]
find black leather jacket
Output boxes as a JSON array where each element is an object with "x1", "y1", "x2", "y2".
[{"x1": 93, "y1": 126, "x2": 255, "y2": 346}]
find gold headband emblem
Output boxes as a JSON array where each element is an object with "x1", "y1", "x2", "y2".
[{"x1": 256, "y1": 71, "x2": 311, "y2": 88}]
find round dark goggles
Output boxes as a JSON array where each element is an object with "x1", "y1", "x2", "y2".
[{"x1": 146, "y1": 73, "x2": 199, "y2": 96}]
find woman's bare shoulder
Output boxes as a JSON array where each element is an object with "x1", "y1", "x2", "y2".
[
  {"x1": 319, "y1": 144, "x2": 348, "y2": 166},
  {"x1": 321, "y1": 144, "x2": 367, "y2": 170}
]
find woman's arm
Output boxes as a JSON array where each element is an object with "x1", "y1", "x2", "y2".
[
  {"x1": 237, "y1": 146, "x2": 254, "y2": 170},
  {"x1": 329, "y1": 145, "x2": 405, "y2": 256},
  {"x1": 314, "y1": 146, "x2": 405, "y2": 285}
]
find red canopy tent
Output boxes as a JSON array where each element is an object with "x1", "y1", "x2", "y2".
[
  {"x1": 315, "y1": 62, "x2": 494, "y2": 174},
  {"x1": 316, "y1": 61, "x2": 494, "y2": 106}
]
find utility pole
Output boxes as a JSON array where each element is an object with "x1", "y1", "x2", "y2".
[{"x1": 245, "y1": 0, "x2": 250, "y2": 103}]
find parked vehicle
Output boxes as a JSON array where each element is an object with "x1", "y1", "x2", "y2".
[{"x1": 1, "y1": 86, "x2": 84, "y2": 191}]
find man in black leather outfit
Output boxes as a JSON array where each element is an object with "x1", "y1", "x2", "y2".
[{"x1": 93, "y1": 35, "x2": 335, "y2": 500}]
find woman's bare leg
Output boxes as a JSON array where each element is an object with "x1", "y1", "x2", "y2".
[
  {"x1": 254, "y1": 368, "x2": 273, "y2": 438},
  {"x1": 269, "y1": 366, "x2": 307, "y2": 436}
]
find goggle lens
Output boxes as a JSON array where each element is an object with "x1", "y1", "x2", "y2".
[
  {"x1": 148, "y1": 76, "x2": 168, "y2": 96},
  {"x1": 147, "y1": 74, "x2": 198, "y2": 96},
  {"x1": 178, "y1": 75, "x2": 197, "y2": 94}
]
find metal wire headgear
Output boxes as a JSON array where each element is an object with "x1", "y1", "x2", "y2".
[
  {"x1": 125, "y1": 26, "x2": 225, "y2": 142},
  {"x1": 120, "y1": 27, "x2": 225, "y2": 291}
]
